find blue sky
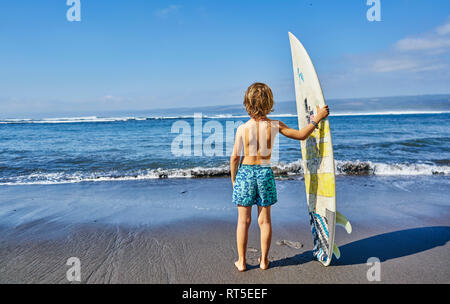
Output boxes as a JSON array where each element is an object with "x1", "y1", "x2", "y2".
[{"x1": 0, "y1": 0, "x2": 449, "y2": 116}]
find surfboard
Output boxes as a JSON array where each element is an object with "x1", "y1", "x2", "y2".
[{"x1": 288, "y1": 32, "x2": 351, "y2": 266}]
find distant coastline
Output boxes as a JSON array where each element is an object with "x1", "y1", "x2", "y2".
[{"x1": 1, "y1": 94, "x2": 449, "y2": 120}]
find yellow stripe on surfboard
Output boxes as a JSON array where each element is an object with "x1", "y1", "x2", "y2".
[
  {"x1": 304, "y1": 173, "x2": 335, "y2": 197},
  {"x1": 300, "y1": 120, "x2": 332, "y2": 160},
  {"x1": 301, "y1": 141, "x2": 332, "y2": 160},
  {"x1": 310, "y1": 119, "x2": 330, "y2": 139}
]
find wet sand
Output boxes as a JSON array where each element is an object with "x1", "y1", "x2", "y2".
[{"x1": 0, "y1": 176, "x2": 449, "y2": 283}]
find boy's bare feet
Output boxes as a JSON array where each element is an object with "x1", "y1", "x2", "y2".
[
  {"x1": 234, "y1": 260, "x2": 246, "y2": 272},
  {"x1": 258, "y1": 257, "x2": 269, "y2": 270}
]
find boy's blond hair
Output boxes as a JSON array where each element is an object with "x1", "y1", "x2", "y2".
[{"x1": 244, "y1": 82, "x2": 274, "y2": 118}]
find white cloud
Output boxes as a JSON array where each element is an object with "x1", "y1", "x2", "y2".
[
  {"x1": 372, "y1": 58, "x2": 418, "y2": 73},
  {"x1": 372, "y1": 19, "x2": 450, "y2": 73},
  {"x1": 373, "y1": 58, "x2": 447, "y2": 73},
  {"x1": 99, "y1": 95, "x2": 127, "y2": 104},
  {"x1": 395, "y1": 37, "x2": 450, "y2": 51},
  {"x1": 394, "y1": 19, "x2": 450, "y2": 52},
  {"x1": 322, "y1": 18, "x2": 450, "y2": 98},
  {"x1": 436, "y1": 22, "x2": 450, "y2": 35},
  {"x1": 412, "y1": 63, "x2": 448, "y2": 72},
  {"x1": 155, "y1": 5, "x2": 182, "y2": 18}
]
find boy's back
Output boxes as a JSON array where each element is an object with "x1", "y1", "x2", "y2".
[{"x1": 234, "y1": 119, "x2": 280, "y2": 165}]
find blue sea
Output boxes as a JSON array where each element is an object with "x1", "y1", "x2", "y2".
[{"x1": 0, "y1": 111, "x2": 449, "y2": 185}]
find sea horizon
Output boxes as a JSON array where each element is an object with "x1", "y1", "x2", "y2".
[{"x1": 1, "y1": 93, "x2": 449, "y2": 120}]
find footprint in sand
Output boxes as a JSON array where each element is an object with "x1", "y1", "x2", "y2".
[{"x1": 276, "y1": 240, "x2": 303, "y2": 250}]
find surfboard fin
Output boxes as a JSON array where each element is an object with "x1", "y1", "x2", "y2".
[
  {"x1": 333, "y1": 244, "x2": 341, "y2": 259},
  {"x1": 336, "y1": 211, "x2": 352, "y2": 234}
]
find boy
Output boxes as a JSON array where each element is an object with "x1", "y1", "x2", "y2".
[{"x1": 230, "y1": 82, "x2": 329, "y2": 271}]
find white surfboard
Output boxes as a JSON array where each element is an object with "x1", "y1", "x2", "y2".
[{"x1": 288, "y1": 32, "x2": 351, "y2": 266}]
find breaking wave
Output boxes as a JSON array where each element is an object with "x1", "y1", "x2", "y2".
[
  {"x1": 1, "y1": 160, "x2": 448, "y2": 185},
  {"x1": 273, "y1": 160, "x2": 449, "y2": 176}
]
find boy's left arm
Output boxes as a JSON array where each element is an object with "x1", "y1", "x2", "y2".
[{"x1": 278, "y1": 105, "x2": 329, "y2": 140}]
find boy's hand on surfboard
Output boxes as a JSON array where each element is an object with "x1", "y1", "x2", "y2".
[{"x1": 316, "y1": 105, "x2": 330, "y2": 121}]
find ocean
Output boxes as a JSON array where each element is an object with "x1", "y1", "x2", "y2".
[{"x1": 1, "y1": 110, "x2": 449, "y2": 186}]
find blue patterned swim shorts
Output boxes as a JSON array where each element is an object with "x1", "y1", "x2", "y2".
[{"x1": 232, "y1": 164, "x2": 277, "y2": 207}]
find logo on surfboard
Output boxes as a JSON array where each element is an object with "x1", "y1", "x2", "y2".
[{"x1": 297, "y1": 67, "x2": 304, "y2": 83}]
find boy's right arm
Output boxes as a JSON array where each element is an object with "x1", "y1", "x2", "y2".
[
  {"x1": 230, "y1": 155, "x2": 240, "y2": 187},
  {"x1": 230, "y1": 126, "x2": 243, "y2": 187},
  {"x1": 279, "y1": 105, "x2": 329, "y2": 140}
]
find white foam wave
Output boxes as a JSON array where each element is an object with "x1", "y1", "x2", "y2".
[
  {"x1": 369, "y1": 162, "x2": 450, "y2": 176},
  {"x1": 0, "y1": 116, "x2": 148, "y2": 124},
  {"x1": 1, "y1": 161, "x2": 448, "y2": 186}
]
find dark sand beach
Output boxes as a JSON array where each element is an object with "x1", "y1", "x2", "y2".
[{"x1": 0, "y1": 176, "x2": 449, "y2": 283}]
